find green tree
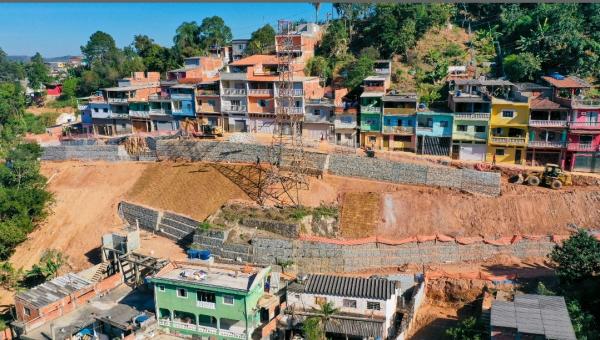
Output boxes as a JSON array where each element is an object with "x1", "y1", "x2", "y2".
[
  {"x1": 26, "y1": 53, "x2": 50, "y2": 90},
  {"x1": 61, "y1": 77, "x2": 78, "y2": 100},
  {"x1": 343, "y1": 55, "x2": 374, "y2": 89},
  {"x1": 199, "y1": 16, "x2": 233, "y2": 51},
  {"x1": 445, "y1": 316, "x2": 482, "y2": 340},
  {"x1": 503, "y1": 52, "x2": 541, "y2": 82},
  {"x1": 566, "y1": 299, "x2": 598, "y2": 340},
  {"x1": 245, "y1": 24, "x2": 276, "y2": 55},
  {"x1": 0, "y1": 48, "x2": 25, "y2": 82},
  {"x1": 549, "y1": 230, "x2": 600, "y2": 283},
  {"x1": 359, "y1": 46, "x2": 380, "y2": 60},
  {"x1": 316, "y1": 20, "x2": 350, "y2": 59},
  {"x1": 304, "y1": 56, "x2": 331, "y2": 84},
  {"x1": 81, "y1": 31, "x2": 118, "y2": 65},
  {"x1": 303, "y1": 301, "x2": 339, "y2": 340},
  {"x1": 303, "y1": 317, "x2": 324, "y2": 340},
  {"x1": 133, "y1": 35, "x2": 179, "y2": 74},
  {"x1": 174, "y1": 22, "x2": 203, "y2": 58}
]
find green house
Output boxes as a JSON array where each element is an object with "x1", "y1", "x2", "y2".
[{"x1": 150, "y1": 262, "x2": 280, "y2": 340}]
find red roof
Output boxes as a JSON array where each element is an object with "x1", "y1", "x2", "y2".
[
  {"x1": 230, "y1": 54, "x2": 279, "y2": 66},
  {"x1": 529, "y1": 96, "x2": 567, "y2": 110},
  {"x1": 541, "y1": 76, "x2": 591, "y2": 89}
]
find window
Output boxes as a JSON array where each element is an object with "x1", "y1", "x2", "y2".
[
  {"x1": 502, "y1": 110, "x2": 515, "y2": 118},
  {"x1": 103, "y1": 108, "x2": 108, "y2": 113},
  {"x1": 197, "y1": 99, "x2": 203, "y2": 106},
  {"x1": 314, "y1": 109, "x2": 321, "y2": 116},
  {"x1": 121, "y1": 124, "x2": 126, "y2": 128},
  {"x1": 343, "y1": 299, "x2": 357, "y2": 308},
  {"x1": 208, "y1": 100, "x2": 216, "y2": 107},
  {"x1": 186, "y1": 103, "x2": 192, "y2": 111},
  {"x1": 495, "y1": 148, "x2": 505, "y2": 156},
  {"x1": 258, "y1": 99, "x2": 267, "y2": 107},
  {"x1": 457, "y1": 125, "x2": 467, "y2": 132},
  {"x1": 231, "y1": 100, "x2": 241, "y2": 106},
  {"x1": 94, "y1": 108, "x2": 99, "y2": 113},
  {"x1": 158, "y1": 285, "x2": 165, "y2": 292},
  {"x1": 493, "y1": 127, "x2": 503, "y2": 135},
  {"x1": 440, "y1": 121, "x2": 448, "y2": 128},
  {"x1": 368, "y1": 136, "x2": 377, "y2": 143},
  {"x1": 295, "y1": 100, "x2": 301, "y2": 107},
  {"x1": 475, "y1": 125, "x2": 486, "y2": 133},
  {"x1": 294, "y1": 294, "x2": 300, "y2": 300},
  {"x1": 366, "y1": 301, "x2": 381, "y2": 310},
  {"x1": 427, "y1": 118, "x2": 433, "y2": 127},
  {"x1": 197, "y1": 290, "x2": 216, "y2": 303},
  {"x1": 177, "y1": 288, "x2": 187, "y2": 298},
  {"x1": 23, "y1": 307, "x2": 31, "y2": 317},
  {"x1": 223, "y1": 295, "x2": 234, "y2": 305},
  {"x1": 173, "y1": 101, "x2": 181, "y2": 110},
  {"x1": 341, "y1": 116, "x2": 352, "y2": 123},
  {"x1": 315, "y1": 296, "x2": 327, "y2": 305}
]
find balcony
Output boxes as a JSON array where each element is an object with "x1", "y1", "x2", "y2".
[
  {"x1": 248, "y1": 88, "x2": 274, "y2": 96},
  {"x1": 158, "y1": 319, "x2": 247, "y2": 339},
  {"x1": 107, "y1": 97, "x2": 129, "y2": 104},
  {"x1": 149, "y1": 94, "x2": 171, "y2": 101},
  {"x1": 78, "y1": 104, "x2": 89, "y2": 111},
  {"x1": 382, "y1": 126, "x2": 414, "y2": 134},
  {"x1": 278, "y1": 89, "x2": 304, "y2": 97},
  {"x1": 361, "y1": 106, "x2": 381, "y2": 114},
  {"x1": 569, "y1": 121, "x2": 600, "y2": 129},
  {"x1": 220, "y1": 72, "x2": 248, "y2": 81},
  {"x1": 279, "y1": 107, "x2": 303, "y2": 115},
  {"x1": 490, "y1": 136, "x2": 527, "y2": 146},
  {"x1": 374, "y1": 68, "x2": 390, "y2": 74},
  {"x1": 196, "y1": 89, "x2": 219, "y2": 96},
  {"x1": 196, "y1": 301, "x2": 216, "y2": 309},
  {"x1": 360, "y1": 124, "x2": 380, "y2": 132},
  {"x1": 416, "y1": 126, "x2": 433, "y2": 132},
  {"x1": 129, "y1": 110, "x2": 150, "y2": 118},
  {"x1": 528, "y1": 140, "x2": 566, "y2": 149},
  {"x1": 529, "y1": 119, "x2": 568, "y2": 128},
  {"x1": 335, "y1": 118, "x2": 357, "y2": 129},
  {"x1": 222, "y1": 88, "x2": 247, "y2": 96},
  {"x1": 383, "y1": 108, "x2": 415, "y2": 115},
  {"x1": 149, "y1": 108, "x2": 171, "y2": 116},
  {"x1": 197, "y1": 105, "x2": 218, "y2": 113},
  {"x1": 222, "y1": 105, "x2": 247, "y2": 113},
  {"x1": 555, "y1": 96, "x2": 600, "y2": 109},
  {"x1": 452, "y1": 131, "x2": 487, "y2": 141},
  {"x1": 567, "y1": 143, "x2": 598, "y2": 152},
  {"x1": 363, "y1": 86, "x2": 385, "y2": 92},
  {"x1": 171, "y1": 93, "x2": 193, "y2": 100},
  {"x1": 453, "y1": 112, "x2": 490, "y2": 120}
]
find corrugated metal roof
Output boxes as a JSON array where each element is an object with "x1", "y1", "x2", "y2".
[
  {"x1": 491, "y1": 294, "x2": 576, "y2": 340},
  {"x1": 324, "y1": 317, "x2": 384, "y2": 338},
  {"x1": 289, "y1": 274, "x2": 395, "y2": 300},
  {"x1": 16, "y1": 273, "x2": 93, "y2": 308}
]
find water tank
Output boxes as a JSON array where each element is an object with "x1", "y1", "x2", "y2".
[
  {"x1": 551, "y1": 72, "x2": 565, "y2": 80},
  {"x1": 187, "y1": 249, "x2": 200, "y2": 259},
  {"x1": 456, "y1": 90, "x2": 462, "y2": 96},
  {"x1": 199, "y1": 250, "x2": 211, "y2": 260}
]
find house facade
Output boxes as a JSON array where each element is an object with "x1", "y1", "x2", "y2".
[
  {"x1": 415, "y1": 110, "x2": 453, "y2": 156},
  {"x1": 151, "y1": 262, "x2": 284, "y2": 340},
  {"x1": 381, "y1": 93, "x2": 417, "y2": 152},
  {"x1": 285, "y1": 274, "x2": 399, "y2": 340},
  {"x1": 486, "y1": 97, "x2": 530, "y2": 164}
]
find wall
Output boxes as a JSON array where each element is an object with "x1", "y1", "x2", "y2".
[
  {"x1": 41, "y1": 145, "x2": 133, "y2": 162},
  {"x1": 395, "y1": 281, "x2": 425, "y2": 340}
]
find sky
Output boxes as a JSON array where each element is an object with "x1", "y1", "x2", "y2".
[{"x1": 0, "y1": 2, "x2": 334, "y2": 57}]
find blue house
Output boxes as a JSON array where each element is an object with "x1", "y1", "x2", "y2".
[
  {"x1": 416, "y1": 110, "x2": 454, "y2": 156},
  {"x1": 169, "y1": 84, "x2": 196, "y2": 126}
]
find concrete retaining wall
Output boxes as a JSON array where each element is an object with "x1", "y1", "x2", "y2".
[
  {"x1": 241, "y1": 218, "x2": 300, "y2": 238},
  {"x1": 41, "y1": 145, "x2": 129, "y2": 161}
]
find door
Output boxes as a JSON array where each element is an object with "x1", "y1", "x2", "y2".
[
  {"x1": 234, "y1": 120, "x2": 246, "y2": 132},
  {"x1": 451, "y1": 144, "x2": 460, "y2": 159},
  {"x1": 515, "y1": 149, "x2": 522, "y2": 164},
  {"x1": 336, "y1": 133, "x2": 341, "y2": 143},
  {"x1": 383, "y1": 135, "x2": 390, "y2": 149}
]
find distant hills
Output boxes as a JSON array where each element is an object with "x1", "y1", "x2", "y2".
[{"x1": 7, "y1": 55, "x2": 81, "y2": 63}]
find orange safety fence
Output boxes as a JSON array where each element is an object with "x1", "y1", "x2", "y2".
[
  {"x1": 298, "y1": 233, "x2": 574, "y2": 246},
  {"x1": 425, "y1": 270, "x2": 517, "y2": 282}
]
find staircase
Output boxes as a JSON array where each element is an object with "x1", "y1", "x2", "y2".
[{"x1": 90, "y1": 262, "x2": 109, "y2": 282}]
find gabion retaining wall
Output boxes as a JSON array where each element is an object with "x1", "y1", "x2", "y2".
[
  {"x1": 241, "y1": 218, "x2": 300, "y2": 238},
  {"x1": 41, "y1": 145, "x2": 129, "y2": 161},
  {"x1": 327, "y1": 154, "x2": 501, "y2": 196}
]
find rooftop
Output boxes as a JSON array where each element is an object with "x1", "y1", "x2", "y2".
[
  {"x1": 16, "y1": 273, "x2": 92, "y2": 309},
  {"x1": 530, "y1": 96, "x2": 567, "y2": 110},
  {"x1": 153, "y1": 261, "x2": 268, "y2": 293},
  {"x1": 491, "y1": 294, "x2": 576, "y2": 340},
  {"x1": 102, "y1": 85, "x2": 157, "y2": 92},
  {"x1": 288, "y1": 274, "x2": 396, "y2": 300},
  {"x1": 360, "y1": 92, "x2": 385, "y2": 98},
  {"x1": 382, "y1": 93, "x2": 418, "y2": 102},
  {"x1": 230, "y1": 54, "x2": 280, "y2": 66},
  {"x1": 364, "y1": 76, "x2": 387, "y2": 81},
  {"x1": 325, "y1": 317, "x2": 384, "y2": 338},
  {"x1": 513, "y1": 82, "x2": 551, "y2": 92},
  {"x1": 541, "y1": 75, "x2": 591, "y2": 89},
  {"x1": 453, "y1": 79, "x2": 513, "y2": 86}
]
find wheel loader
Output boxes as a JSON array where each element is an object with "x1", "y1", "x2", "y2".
[{"x1": 513, "y1": 163, "x2": 572, "y2": 190}]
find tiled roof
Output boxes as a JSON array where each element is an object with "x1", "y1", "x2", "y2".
[
  {"x1": 541, "y1": 76, "x2": 591, "y2": 88},
  {"x1": 491, "y1": 294, "x2": 576, "y2": 340},
  {"x1": 16, "y1": 273, "x2": 93, "y2": 308},
  {"x1": 230, "y1": 54, "x2": 279, "y2": 66},
  {"x1": 289, "y1": 274, "x2": 396, "y2": 300},
  {"x1": 325, "y1": 317, "x2": 384, "y2": 338},
  {"x1": 530, "y1": 96, "x2": 567, "y2": 110}
]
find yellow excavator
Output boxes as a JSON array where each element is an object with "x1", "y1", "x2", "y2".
[{"x1": 513, "y1": 163, "x2": 573, "y2": 190}]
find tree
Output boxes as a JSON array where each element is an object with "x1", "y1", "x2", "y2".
[
  {"x1": 26, "y1": 53, "x2": 50, "y2": 90},
  {"x1": 343, "y1": 55, "x2": 374, "y2": 89},
  {"x1": 302, "y1": 301, "x2": 339, "y2": 340},
  {"x1": 503, "y1": 52, "x2": 541, "y2": 82},
  {"x1": 305, "y1": 56, "x2": 331, "y2": 84},
  {"x1": 133, "y1": 35, "x2": 179, "y2": 74},
  {"x1": 245, "y1": 24, "x2": 276, "y2": 55},
  {"x1": 0, "y1": 48, "x2": 25, "y2": 82},
  {"x1": 566, "y1": 299, "x2": 598, "y2": 340},
  {"x1": 359, "y1": 46, "x2": 380, "y2": 60},
  {"x1": 549, "y1": 229, "x2": 600, "y2": 283},
  {"x1": 174, "y1": 22, "x2": 203, "y2": 58},
  {"x1": 61, "y1": 77, "x2": 78, "y2": 100},
  {"x1": 445, "y1": 316, "x2": 482, "y2": 340},
  {"x1": 199, "y1": 16, "x2": 233, "y2": 51},
  {"x1": 81, "y1": 31, "x2": 118, "y2": 65},
  {"x1": 316, "y1": 20, "x2": 350, "y2": 59},
  {"x1": 303, "y1": 317, "x2": 324, "y2": 340}
]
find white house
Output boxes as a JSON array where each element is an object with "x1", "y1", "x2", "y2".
[{"x1": 285, "y1": 274, "x2": 400, "y2": 339}]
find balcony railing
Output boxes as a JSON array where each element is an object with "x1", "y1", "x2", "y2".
[
  {"x1": 529, "y1": 119, "x2": 568, "y2": 127},
  {"x1": 78, "y1": 104, "x2": 89, "y2": 111},
  {"x1": 335, "y1": 119, "x2": 357, "y2": 129},
  {"x1": 129, "y1": 110, "x2": 150, "y2": 118},
  {"x1": 416, "y1": 126, "x2": 433, "y2": 132},
  {"x1": 453, "y1": 112, "x2": 490, "y2": 120},
  {"x1": 248, "y1": 88, "x2": 274, "y2": 96},
  {"x1": 360, "y1": 124, "x2": 380, "y2": 132},
  {"x1": 374, "y1": 68, "x2": 390, "y2": 74},
  {"x1": 528, "y1": 140, "x2": 566, "y2": 148},
  {"x1": 149, "y1": 108, "x2": 171, "y2": 116},
  {"x1": 196, "y1": 89, "x2": 219, "y2": 96},
  {"x1": 107, "y1": 97, "x2": 129, "y2": 103},
  {"x1": 197, "y1": 301, "x2": 216, "y2": 309},
  {"x1": 382, "y1": 126, "x2": 415, "y2": 134},
  {"x1": 363, "y1": 86, "x2": 385, "y2": 92},
  {"x1": 572, "y1": 98, "x2": 600, "y2": 108},
  {"x1": 197, "y1": 105, "x2": 219, "y2": 113},
  {"x1": 278, "y1": 89, "x2": 304, "y2": 96},
  {"x1": 491, "y1": 136, "x2": 527, "y2": 145},
  {"x1": 222, "y1": 105, "x2": 247, "y2": 113},
  {"x1": 222, "y1": 88, "x2": 247, "y2": 96},
  {"x1": 361, "y1": 106, "x2": 381, "y2": 114},
  {"x1": 569, "y1": 121, "x2": 600, "y2": 129},
  {"x1": 567, "y1": 143, "x2": 598, "y2": 152},
  {"x1": 383, "y1": 108, "x2": 415, "y2": 115},
  {"x1": 149, "y1": 94, "x2": 171, "y2": 101},
  {"x1": 452, "y1": 132, "x2": 488, "y2": 141},
  {"x1": 170, "y1": 93, "x2": 193, "y2": 100},
  {"x1": 279, "y1": 107, "x2": 303, "y2": 115}
]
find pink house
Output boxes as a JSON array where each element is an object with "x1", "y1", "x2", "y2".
[{"x1": 542, "y1": 75, "x2": 600, "y2": 172}]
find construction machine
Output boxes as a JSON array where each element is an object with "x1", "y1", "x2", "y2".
[{"x1": 515, "y1": 163, "x2": 572, "y2": 190}]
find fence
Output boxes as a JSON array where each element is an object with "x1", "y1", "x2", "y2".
[{"x1": 395, "y1": 281, "x2": 426, "y2": 340}]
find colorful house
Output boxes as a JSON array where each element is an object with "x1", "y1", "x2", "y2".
[
  {"x1": 486, "y1": 97, "x2": 530, "y2": 164},
  {"x1": 527, "y1": 96, "x2": 568, "y2": 166},
  {"x1": 542, "y1": 75, "x2": 600, "y2": 172},
  {"x1": 381, "y1": 92, "x2": 417, "y2": 151},
  {"x1": 359, "y1": 89, "x2": 383, "y2": 149},
  {"x1": 151, "y1": 261, "x2": 284, "y2": 340},
  {"x1": 333, "y1": 92, "x2": 359, "y2": 148},
  {"x1": 415, "y1": 109, "x2": 453, "y2": 156}
]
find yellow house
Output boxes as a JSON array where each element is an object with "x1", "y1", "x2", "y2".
[{"x1": 486, "y1": 97, "x2": 530, "y2": 164}]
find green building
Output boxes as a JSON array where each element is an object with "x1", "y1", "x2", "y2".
[{"x1": 150, "y1": 262, "x2": 281, "y2": 340}]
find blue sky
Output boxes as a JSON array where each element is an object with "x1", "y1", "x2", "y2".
[{"x1": 0, "y1": 3, "x2": 334, "y2": 57}]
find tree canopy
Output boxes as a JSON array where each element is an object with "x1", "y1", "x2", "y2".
[
  {"x1": 26, "y1": 53, "x2": 50, "y2": 90},
  {"x1": 245, "y1": 24, "x2": 276, "y2": 55},
  {"x1": 550, "y1": 229, "x2": 600, "y2": 283},
  {"x1": 199, "y1": 16, "x2": 233, "y2": 50}
]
